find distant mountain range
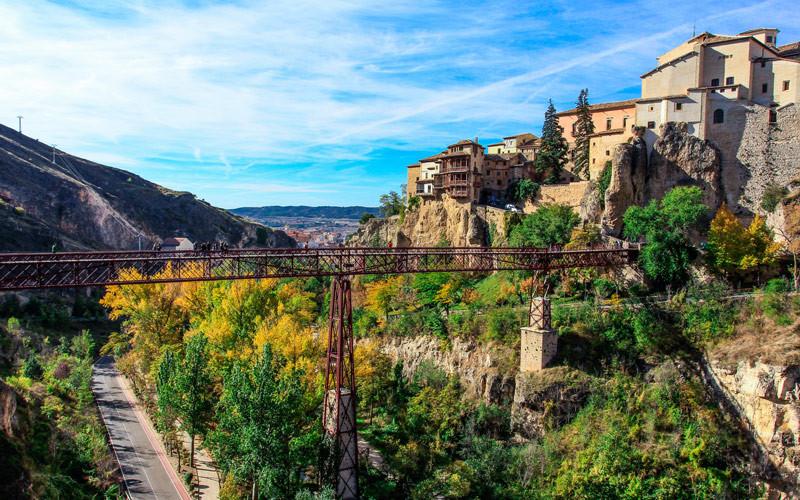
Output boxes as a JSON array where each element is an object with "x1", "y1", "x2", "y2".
[
  {"x1": 0, "y1": 124, "x2": 295, "y2": 252},
  {"x1": 231, "y1": 206, "x2": 380, "y2": 220}
]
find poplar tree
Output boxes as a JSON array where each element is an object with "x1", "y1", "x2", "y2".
[
  {"x1": 573, "y1": 89, "x2": 594, "y2": 179},
  {"x1": 177, "y1": 333, "x2": 214, "y2": 468},
  {"x1": 535, "y1": 100, "x2": 569, "y2": 183}
]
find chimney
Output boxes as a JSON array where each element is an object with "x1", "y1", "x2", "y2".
[{"x1": 475, "y1": 137, "x2": 478, "y2": 144}]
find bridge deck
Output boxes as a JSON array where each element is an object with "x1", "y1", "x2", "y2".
[{"x1": 0, "y1": 246, "x2": 639, "y2": 290}]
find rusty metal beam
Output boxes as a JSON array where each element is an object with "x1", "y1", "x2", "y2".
[{"x1": 0, "y1": 246, "x2": 639, "y2": 291}]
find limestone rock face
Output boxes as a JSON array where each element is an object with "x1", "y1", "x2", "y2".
[
  {"x1": 579, "y1": 182, "x2": 603, "y2": 224},
  {"x1": 512, "y1": 367, "x2": 591, "y2": 439},
  {"x1": 0, "y1": 379, "x2": 17, "y2": 437},
  {"x1": 350, "y1": 196, "x2": 492, "y2": 247},
  {"x1": 379, "y1": 334, "x2": 516, "y2": 404},
  {"x1": 646, "y1": 122, "x2": 722, "y2": 210},
  {"x1": 601, "y1": 142, "x2": 643, "y2": 236},
  {"x1": 704, "y1": 359, "x2": 800, "y2": 498}
]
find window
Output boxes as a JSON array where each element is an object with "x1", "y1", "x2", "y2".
[
  {"x1": 647, "y1": 121, "x2": 656, "y2": 129},
  {"x1": 623, "y1": 117, "x2": 628, "y2": 128},
  {"x1": 605, "y1": 150, "x2": 610, "y2": 156},
  {"x1": 592, "y1": 159, "x2": 596, "y2": 165},
  {"x1": 784, "y1": 80, "x2": 791, "y2": 91},
  {"x1": 766, "y1": 35, "x2": 773, "y2": 43},
  {"x1": 675, "y1": 102, "x2": 683, "y2": 111},
  {"x1": 769, "y1": 110, "x2": 777, "y2": 123},
  {"x1": 592, "y1": 141, "x2": 596, "y2": 146},
  {"x1": 762, "y1": 83, "x2": 768, "y2": 93},
  {"x1": 761, "y1": 61, "x2": 766, "y2": 68},
  {"x1": 711, "y1": 78, "x2": 720, "y2": 87},
  {"x1": 606, "y1": 118, "x2": 612, "y2": 130},
  {"x1": 726, "y1": 77, "x2": 734, "y2": 85},
  {"x1": 713, "y1": 109, "x2": 724, "y2": 124},
  {"x1": 649, "y1": 106, "x2": 655, "y2": 111}
]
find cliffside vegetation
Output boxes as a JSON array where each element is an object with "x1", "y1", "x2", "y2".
[
  {"x1": 0, "y1": 293, "x2": 122, "y2": 498},
  {"x1": 3, "y1": 184, "x2": 794, "y2": 498}
]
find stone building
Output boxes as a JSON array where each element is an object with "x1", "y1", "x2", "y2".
[
  {"x1": 481, "y1": 152, "x2": 526, "y2": 204},
  {"x1": 484, "y1": 133, "x2": 538, "y2": 155},
  {"x1": 555, "y1": 99, "x2": 637, "y2": 180},
  {"x1": 634, "y1": 27, "x2": 800, "y2": 218},
  {"x1": 636, "y1": 28, "x2": 799, "y2": 151},
  {"x1": 433, "y1": 139, "x2": 485, "y2": 203},
  {"x1": 406, "y1": 163, "x2": 420, "y2": 200}
]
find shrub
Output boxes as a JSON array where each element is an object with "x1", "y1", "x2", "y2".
[
  {"x1": 593, "y1": 277, "x2": 616, "y2": 298},
  {"x1": 359, "y1": 212, "x2": 376, "y2": 224},
  {"x1": 486, "y1": 306, "x2": 520, "y2": 344},
  {"x1": 761, "y1": 183, "x2": 789, "y2": 213},
  {"x1": 52, "y1": 362, "x2": 72, "y2": 380},
  {"x1": 23, "y1": 354, "x2": 43, "y2": 380}
]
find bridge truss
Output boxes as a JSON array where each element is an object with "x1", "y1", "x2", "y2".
[{"x1": 0, "y1": 245, "x2": 638, "y2": 499}]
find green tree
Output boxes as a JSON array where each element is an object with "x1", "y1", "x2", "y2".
[
  {"x1": 507, "y1": 179, "x2": 540, "y2": 203},
  {"x1": 623, "y1": 186, "x2": 710, "y2": 285},
  {"x1": 534, "y1": 100, "x2": 569, "y2": 184},
  {"x1": 509, "y1": 203, "x2": 580, "y2": 247},
  {"x1": 156, "y1": 351, "x2": 179, "y2": 435},
  {"x1": 212, "y1": 343, "x2": 310, "y2": 500},
  {"x1": 176, "y1": 334, "x2": 214, "y2": 468},
  {"x1": 379, "y1": 189, "x2": 405, "y2": 217},
  {"x1": 359, "y1": 212, "x2": 375, "y2": 224},
  {"x1": 573, "y1": 89, "x2": 595, "y2": 179}
]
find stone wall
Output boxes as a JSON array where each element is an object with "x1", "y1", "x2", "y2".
[
  {"x1": 523, "y1": 181, "x2": 590, "y2": 214},
  {"x1": 520, "y1": 327, "x2": 558, "y2": 372},
  {"x1": 713, "y1": 103, "x2": 800, "y2": 220}
]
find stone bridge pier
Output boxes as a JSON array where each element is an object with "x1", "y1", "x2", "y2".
[{"x1": 520, "y1": 297, "x2": 557, "y2": 372}]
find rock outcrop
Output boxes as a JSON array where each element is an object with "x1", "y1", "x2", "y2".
[
  {"x1": 600, "y1": 122, "x2": 722, "y2": 237},
  {"x1": 379, "y1": 334, "x2": 516, "y2": 404},
  {"x1": 0, "y1": 124, "x2": 295, "y2": 251},
  {"x1": 600, "y1": 127, "x2": 648, "y2": 236},
  {"x1": 579, "y1": 182, "x2": 603, "y2": 224},
  {"x1": 704, "y1": 358, "x2": 800, "y2": 498},
  {"x1": 0, "y1": 380, "x2": 16, "y2": 437},
  {"x1": 512, "y1": 367, "x2": 592, "y2": 439},
  {"x1": 350, "y1": 196, "x2": 501, "y2": 247}
]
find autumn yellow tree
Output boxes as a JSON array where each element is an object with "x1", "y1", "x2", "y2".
[
  {"x1": 709, "y1": 204, "x2": 782, "y2": 276},
  {"x1": 364, "y1": 276, "x2": 405, "y2": 325},
  {"x1": 433, "y1": 281, "x2": 457, "y2": 316}
]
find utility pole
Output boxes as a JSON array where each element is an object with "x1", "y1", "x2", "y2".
[
  {"x1": 16, "y1": 116, "x2": 23, "y2": 134},
  {"x1": 137, "y1": 234, "x2": 142, "y2": 251},
  {"x1": 51, "y1": 145, "x2": 57, "y2": 164}
]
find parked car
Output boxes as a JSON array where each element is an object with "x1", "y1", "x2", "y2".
[{"x1": 505, "y1": 204, "x2": 521, "y2": 213}]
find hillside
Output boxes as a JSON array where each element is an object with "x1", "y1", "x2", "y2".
[
  {"x1": 231, "y1": 205, "x2": 379, "y2": 221},
  {"x1": 0, "y1": 124, "x2": 295, "y2": 251}
]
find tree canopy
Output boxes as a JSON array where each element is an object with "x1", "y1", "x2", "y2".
[
  {"x1": 573, "y1": 89, "x2": 595, "y2": 180},
  {"x1": 534, "y1": 100, "x2": 569, "y2": 184},
  {"x1": 708, "y1": 204, "x2": 782, "y2": 275},
  {"x1": 509, "y1": 203, "x2": 580, "y2": 247},
  {"x1": 623, "y1": 186, "x2": 710, "y2": 284}
]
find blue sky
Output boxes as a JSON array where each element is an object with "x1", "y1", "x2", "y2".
[{"x1": 2, "y1": 0, "x2": 799, "y2": 208}]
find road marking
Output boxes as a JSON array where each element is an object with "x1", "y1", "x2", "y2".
[
  {"x1": 107, "y1": 370, "x2": 160, "y2": 499},
  {"x1": 93, "y1": 367, "x2": 136, "y2": 498},
  {"x1": 115, "y1": 368, "x2": 191, "y2": 500}
]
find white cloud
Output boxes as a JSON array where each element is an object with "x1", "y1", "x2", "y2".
[{"x1": 0, "y1": 0, "x2": 798, "y2": 206}]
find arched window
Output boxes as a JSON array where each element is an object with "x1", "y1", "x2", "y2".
[{"x1": 713, "y1": 109, "x2": 724, "y2": 124}]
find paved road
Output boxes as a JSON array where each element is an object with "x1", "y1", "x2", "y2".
[{"x1": 93, "y1": 356, "x2": 190, "y2": 500}]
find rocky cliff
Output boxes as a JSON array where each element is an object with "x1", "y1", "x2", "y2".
[
  {"x1": 379, "y1": 334, "x2": 516, "y2": 403},
  {"x1": 601, "y1": 122, "x2": 722, "y2": 237},
  {"x1": 703, "y1": 358, "x2": 800, "y2": 498},
  {"x1": 349, "y1": 196, "x2": 502, "y2": 247},
  {"x1": 0, "y1": 124, "x2": 295, "y2": 251}
]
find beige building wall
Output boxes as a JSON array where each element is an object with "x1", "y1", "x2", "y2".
[
  {"x1": 641, "y1": 53, "x2": 700, "y2": 98},
  {"x1": 406, "y1": 164, "x2": 420, "y2": 200}
]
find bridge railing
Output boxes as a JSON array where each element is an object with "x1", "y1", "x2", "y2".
[{"x1": 0, "y1": 246, "x2": 639, "y2": 290}]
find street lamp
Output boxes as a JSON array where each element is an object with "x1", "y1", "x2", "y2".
[{"x1": 16, "y1": 116, "x2": 22, "y2": 133}]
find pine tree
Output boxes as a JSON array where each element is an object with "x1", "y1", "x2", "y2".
[
  {"x1": 535, "y1": 100, "x2": 569, "y2": 183},
  {"x1": 573, "y1": 89, "x2": 594, "y2": 179}
]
